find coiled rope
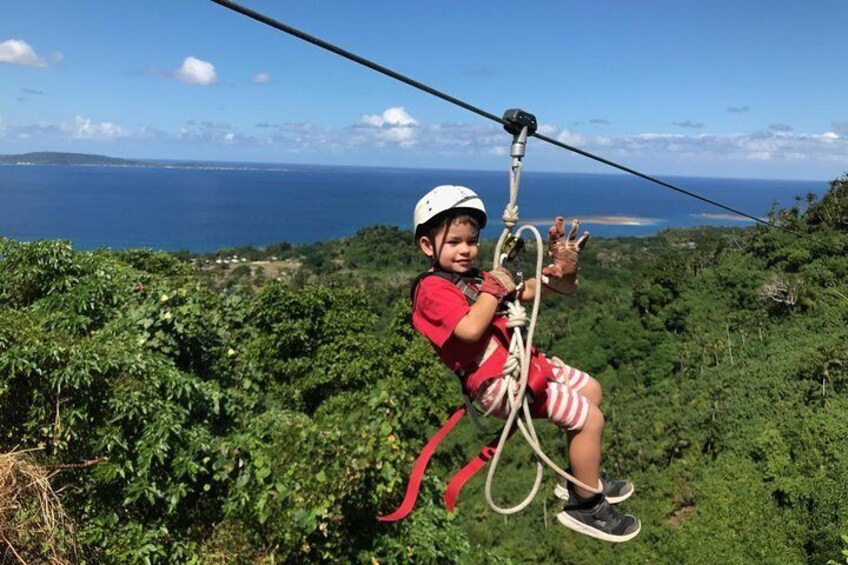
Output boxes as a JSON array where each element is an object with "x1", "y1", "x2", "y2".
[{"x1": 480, "y1": 126, "x2": 601, "y2": 516}]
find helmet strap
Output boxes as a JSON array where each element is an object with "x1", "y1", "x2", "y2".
[{"x1": 431, "y1": 225, "x2": 450, "y2": 271}]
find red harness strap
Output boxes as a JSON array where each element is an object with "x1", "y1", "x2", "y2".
[
  {"x1": 378, "y1": 406, "x2": 466, "y2": 522},
  {"x1": 443, "y1": 425, "x2": 520, "y2": 512},
  {"x1": 443, "y1": 444, "x2": 496, "y2": 512},
  {"x1": 380, "y1": 355, "x2": 554, "y2": 521},
  {"x1": 443, "y1": 445, "x2": 496, "y2": 513},
  {"x1": 380, "y1": 369, "x2": 551, "y2": 521},
  {"x1": 443, "y1": 368, "x2": 548, "y2": 512}
]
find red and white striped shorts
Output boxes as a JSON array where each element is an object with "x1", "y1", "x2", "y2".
[{"x1": 474, "y1": 356, "x2": 591, "y2": 431}]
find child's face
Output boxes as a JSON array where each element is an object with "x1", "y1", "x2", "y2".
[{"x1": 420, "y1": 219, "x2": 479, "y2": 274}]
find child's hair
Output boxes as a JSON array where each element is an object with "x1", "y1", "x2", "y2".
[{"x1": 417, "y1": 210, "x2": 482, "y2": 245}]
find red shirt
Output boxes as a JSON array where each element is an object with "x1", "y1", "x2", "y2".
[{"x1": 412, "y1": 274, "x2": 511, "y2": 394}]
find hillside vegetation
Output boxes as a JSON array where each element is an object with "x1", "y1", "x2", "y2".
[{"x1": 0, "y1": 176, "x2": 846, "y2": 563}]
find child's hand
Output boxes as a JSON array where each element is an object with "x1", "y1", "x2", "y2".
[
  {"x1": 540, "y1": 217, "x2": 589, "y2": 295},
  {"x1": 546, "y1": 217, "x2": 590, "y2": 277},
  {"x1": 481, "y1": 267, "x2": 516, "y2": 302}
]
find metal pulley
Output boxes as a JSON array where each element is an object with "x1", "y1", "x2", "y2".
[{"x1": 503, "y1": 108, "x2": 537, "y2": 158}]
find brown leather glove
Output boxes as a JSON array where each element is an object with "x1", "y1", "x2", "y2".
[
  {"x1": 480, "y1": 267, "x2": 516, "y2": 302},
  {"x1": 543, "y1": 217, "x2": 590, "y2": 295}
]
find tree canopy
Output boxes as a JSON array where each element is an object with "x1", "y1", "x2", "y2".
[{"x1": 1, "y1": 175, "x2": 847, "y2": 563}]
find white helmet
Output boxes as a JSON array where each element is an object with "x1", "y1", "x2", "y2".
[{"x1": 413, "y1": 185, "x2": 487, "y2": 240}]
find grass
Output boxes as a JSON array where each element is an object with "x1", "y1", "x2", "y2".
[{"x1": 0, "y1": 450, "x2": 78, "y2": 564}]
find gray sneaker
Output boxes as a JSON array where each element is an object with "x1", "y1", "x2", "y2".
[
  {"x1": 557, "y1": 495, "x2": 641, "y2": 543},
  {"x1": 555, "y1": 471, "x2": 634, "y2": 504}
]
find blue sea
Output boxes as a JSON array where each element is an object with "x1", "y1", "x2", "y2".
[{"x1": 0, "y1": 163, "x2": 829, "y2": 252}]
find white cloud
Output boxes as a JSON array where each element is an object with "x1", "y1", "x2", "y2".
[
  {"x1": 216, "y1": 114, "x2": 848, "y2": 166},
  {"x1": 0, "y1": 116, "x2": 127, "y2": 141},
  {"x1": 556, "y1": 130, "x2": 587, "y2": 146},
  {"x1": 2, "y1": 108, "x2": 844, "y2": 177},
  {"x1": 1, "y1": 121, "x2": 60, "y2": 139},
  {"x1": 357, "y1": 107, "x2": 420, "y2": 147},
  {"x1": 67, "y1": 116, "x2": 126, "y2": 140},
  {"x1": 536, "y1": 123, "x2": 558, "y2": 137},
  {"x1": 359, "y1": 114, "x2": 383, "y2": 127},
  {"x1": 174, "y1": 56, "x2": 217, "y2": 85},
  {"x1": 174, "y1": 120, "x2": 257, "y2": 146},
  {"x1": 557, "y1": 130, "x2": 847, "y2": 165},
  {"x1": 52, "y1": 51, "x2": 64, "y2": 64},
  {"x1": 0, "y1": 39, "x2": 46, "y2": 68},
  {"x1": 251, "y1": 72, "x2": 270, "y2": 84},
  {"x1": 360, "y1": 106, "x2": 418, "y2": 127}
]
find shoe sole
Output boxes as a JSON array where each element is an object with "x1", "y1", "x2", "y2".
[
  {"x1": 555, "y1": 484, "x2": 634, "y2": 505},
  {"x1": 556, "y1": 511, "x2": 641, "y2": 543}
]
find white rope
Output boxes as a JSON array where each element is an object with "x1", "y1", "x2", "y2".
[
  {"x1": 501, "y1": 154, "x2": 522, "y2": 229},
  {"x1": 482, "y1": 153, "x2": 601, "y2": 516}
]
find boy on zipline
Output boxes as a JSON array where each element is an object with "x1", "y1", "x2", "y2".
[{"x1": 410, "y1": 184, "x2": 640, "y2": 542}]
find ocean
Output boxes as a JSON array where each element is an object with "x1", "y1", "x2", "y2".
[{"x1": 0, "y1": 163, "x2": 829, "y2": 252}]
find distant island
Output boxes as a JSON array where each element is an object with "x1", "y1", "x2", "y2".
[
  {"x1": 0, "y1": 152, "x2": 141, "y2": 166},
  {"x1": 0, "y1": 151, "x2": 297, "y2": 172}
]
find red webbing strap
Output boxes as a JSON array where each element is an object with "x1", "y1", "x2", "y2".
[
  {"x1": 443, "y1": 426, "x2": 518, "y2": 512},
  {"x1": 444, "y1": 360, "x2": 549, "y2": 513},
  {"x1": 378, "y1": 406, "x2": 466, "y2": 522},
  {"x1": 527, "y1": 355, "x2": 552, "y2": 406}
]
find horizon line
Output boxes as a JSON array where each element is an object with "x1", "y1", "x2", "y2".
[{"x1": 0, "y1": 149, "x2": 830, "y2": 184}]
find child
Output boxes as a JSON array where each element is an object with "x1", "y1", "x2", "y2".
[{"x1": 411, "y1": 185, "x2": 640, "y2": 543}]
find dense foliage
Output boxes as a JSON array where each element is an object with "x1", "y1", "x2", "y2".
[{"x1": 0, "y1": 175, "x2": 847, "y2": 563}]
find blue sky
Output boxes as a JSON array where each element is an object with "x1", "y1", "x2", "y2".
[{"x1": 1, "y1": 0, "x2": 846, "y2": 180}]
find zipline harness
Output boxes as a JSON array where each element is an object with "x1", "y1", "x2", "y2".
[{"x1": 380, "y1": 110, "x2": 602, "y2": 521}]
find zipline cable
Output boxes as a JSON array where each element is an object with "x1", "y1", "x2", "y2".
[
  {"x1": 209, "y1": 0, "x2": 812, "y2": 240},
  {"x1": 532, "y1": 131, "x2": 774, "y2": 228}
]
